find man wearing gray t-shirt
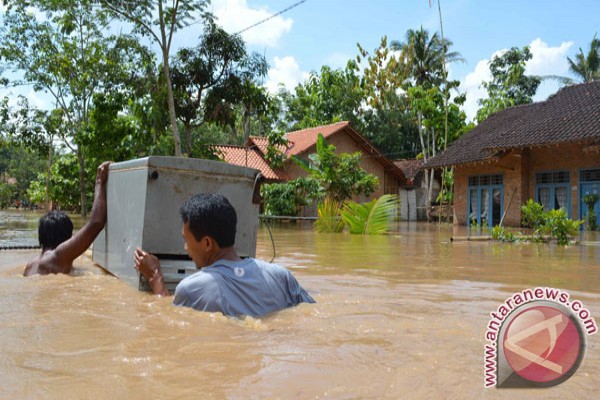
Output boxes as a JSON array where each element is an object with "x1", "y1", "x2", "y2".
[{"x1": 133, "y1": 193, "x2": 314, "y2": 317}]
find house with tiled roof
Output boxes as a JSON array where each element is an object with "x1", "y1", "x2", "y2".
[
  {"x1": 425, "y1": 81, "x2": 600, "y2": 228},
  {"x1": 214, "y1": 121, "x2": 409, "y2": 214},
  {"x1": 214, "y1": 143, "x2": 287, "y2": 182}
]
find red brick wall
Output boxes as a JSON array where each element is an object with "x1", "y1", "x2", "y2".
[{"x1": 453, "y1": 143, "x2": 600, "y2": 226}]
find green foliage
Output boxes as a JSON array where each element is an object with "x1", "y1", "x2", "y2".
[
  {"x1": 27, "y1": 154, "x2": 86, "y2": 212},
  {"x1": 582, "y1": 193, "x2": 600, "y2": 231},
  {"x1": 521, "y1": 199, "x2": 545, "y2": 230},
  {"x1": 314, "y1": 198, "x2": 345, "y2": 233},
  {"x1": 1, "y1": 0, "x2": 154, "y2": 215},
  {"x1": 286, "y1": 63, "x2": 365, "y2": 131},
  {"x1": 264, "y1": 129, "x2": 288, "y2": 170},
  {"x1": 436, "y1": 168, "x2": 454, "y2": 204},
  {"x1": 340, "y1": 194, "x2": 400, "y2": 235},
  {"x1": 521, "y1": 199, "x2": 583, "y2": 245},
  {"x1": 537, "y1": 209, "x2": 583, "y2": 245},
  {"x1": 0, "y1": 141, "x2": 46, "y2": 205},
  {"x1": 568, "y1": 34, "x2": 600, "y2": 83},
  {"x1": 491, "y1": 225, "x2": 516, "y2": 242},
  {"x1": 0, "y1": 182, "x2": 16, "y2": 209},
  {"x1": 476, "y1": 46, "x2": 541, "y2": 123},
  {"x1": 170, "y1": 20, "x2": 269, "y2": 156},
  {"x1": 357, "y1": 37, "x2": 420, "y2": 158},
  {"x1": 100, "y1": 0, "x2": 212, "y2": 156},
  {"x1": 260, "y1": 177, "x2": 323, "y2": 217},
  {"x1": 293, "y1": 134, "x2": 379, "y2": 203}
]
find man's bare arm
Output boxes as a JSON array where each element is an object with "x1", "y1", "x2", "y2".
[{"x1": 52, "y1": 161, "x2": 110, "y2": 272}]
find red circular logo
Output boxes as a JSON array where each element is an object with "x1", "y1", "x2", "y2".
[{"x1": 503, "y1": 305, "x2": 583, "y2": 384}]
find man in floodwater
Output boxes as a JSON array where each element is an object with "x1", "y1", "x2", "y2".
[
  {"x1": 133, "y1": 193, "x2": 315, "y2": 317},
  {"x1": 23, "y1": 161, "x2": 110, "y2": 276}
]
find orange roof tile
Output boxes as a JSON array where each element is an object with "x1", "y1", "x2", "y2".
[
  {"x1": 213, "y1": 145, "x2": 286, "y2": 181},
  {"x1": 284, "y1": 121, "x2": 408, "y2": 184},
  {"x1": 285, "y1": 121, "x2": 350, "y2": 156},
  {"x1": 247, "y1": 135, "x2": 289, "y2": 156}
]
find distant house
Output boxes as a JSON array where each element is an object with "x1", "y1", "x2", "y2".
[
  {"x1": 394, "y1": 159, "x2": 442, "y2": 221},
  {"x1": 214, "y1": 121, "x2": 408, "y2": 214},
  {"x1": 425, "y1": 81, "x2": 600, "y2": 227}
]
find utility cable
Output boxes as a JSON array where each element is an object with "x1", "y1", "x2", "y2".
[{"x1": 234, "y1": 0, "x2": 307, "y2": 36}]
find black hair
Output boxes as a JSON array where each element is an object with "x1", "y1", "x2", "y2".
[
  {"x1": 38, "y1": 210, "x2": 73, "y2": 249},
  {"x1": 179, "y1": 193, "x2": 237, "y2": 247}
]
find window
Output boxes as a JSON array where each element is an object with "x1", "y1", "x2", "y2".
[
  {"x1": 467, "y1": 174, "x2": 503, "y2": 227},
  {"x1": 535, "y1": 171, "x2": 570, "y2": 216}
]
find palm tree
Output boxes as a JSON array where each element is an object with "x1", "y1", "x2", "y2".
[
  {"x1": 568, "y1": 34, "x2": 600, "y2": 83},
  {"x1": 391, "y1": 27, "x2": 463, "y2": 87},
  {"x1": 390, "y1": 27, "x2": 463, "y2": 220}
]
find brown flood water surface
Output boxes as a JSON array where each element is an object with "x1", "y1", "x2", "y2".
[{"x1": 1, "y1": 211, "x2": 599, "y2": 399}]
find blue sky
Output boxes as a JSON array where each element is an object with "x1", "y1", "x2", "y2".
[
  {"x1": 204, "y1": 0, "x2": 600, "y2": 120},
  {"x1": 2, "y1": 0, "x2": 599, "y2": 122}
]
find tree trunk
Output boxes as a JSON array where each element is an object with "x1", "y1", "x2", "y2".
[
  {"x1": 45, "y1": 145, "x2": 53, "y2": 210},
  {"x1": 243, "y1": 104, "x2": 251, "y2": 144},
  {"x1": 163, "y1": 60, "x2": 181, "y2": 157},
  {"x1": 157, "y1": 0, "x2": 181, "y2": 157},
  {"x1": 76, "y1": 146, "x2": 86, "y2": 218},
  {"x1": 417, "y1": 111, "x2": 433, "y2": 221}
]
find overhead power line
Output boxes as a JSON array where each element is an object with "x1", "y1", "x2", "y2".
[{"x1": 234, "y1": 0, "x2": 307, "y2": 36}]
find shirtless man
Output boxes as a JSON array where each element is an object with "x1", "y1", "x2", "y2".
[{"x1": 24, "y1": 161, "x2": 110, "y2": 276}]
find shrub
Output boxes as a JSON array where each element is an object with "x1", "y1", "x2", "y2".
[
  {"x1": 582, "y1": 194, "x2": 599, "y2": 231},
  {"x1": 537, "y1": 209, "x2": 583, "y2": 245},
  {"x1": 521, "y1": 199, "x2": 544, "y2": 230},
  {"x1": 261, "y1": 177, "x2": 323, "y2": 216},
  {"x1": 491, "y1": 225, "x2": 516, "y2": 242}
]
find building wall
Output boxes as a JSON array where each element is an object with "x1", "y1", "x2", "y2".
[{"x1": 453, "y1": 143, "x2": 600, "y2": 226}]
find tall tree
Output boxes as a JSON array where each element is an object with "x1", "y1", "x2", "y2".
[
  {"x1": 99, "y1": 0, "x2": 211, "y2": 157},
  {"x1": 392, "y1": 28, "x2": 464, "y2": 219},
  {"x1": 285, "y1": 62, "x2": 365, "y2": 131},
  {"x1": 476, "y1": 46, "x2": 541, "y2": 123},
  {"x1": 568, "y1": 34, "x2": 600, "y2": 83},
  {"x1": 170, "y1": 22, "x2": 268, "y2": 156},
  {"x1": 1, "y1": 0, "x2": 150, "y2": 215},
  {"x1": 391, "y1": 27, "x2": 463, "y2": 88},
  {"x1": 356, "y1": 36, "x2": 418, "y2": 159}
]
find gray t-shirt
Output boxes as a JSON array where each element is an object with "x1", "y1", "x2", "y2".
[{"x1": 173, "y1": 258, "x2": 315, "y2": 317}]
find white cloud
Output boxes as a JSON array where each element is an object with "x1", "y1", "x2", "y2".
[
  {"x1": 264, "y1": 56, "x2": 309, "y2": 93},
  {"x1": 325, "y1": 52, "x2": 352, "y2": 69},
  {"x1": 460, "y1": 58, "x2": 493, "y2": 122},
  {"x1": 526, "y1": 38, "x2": 572, "y2": 76},
  {"x1": 211, "y1": 0, "x2": 293, "y2": 47},
  {"x1": 460, "y1": 39, "x2": 573, "y2": 122}
]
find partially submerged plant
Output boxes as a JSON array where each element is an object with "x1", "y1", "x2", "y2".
[
  {"x1": 520, "y1": 199, "x2": 583, "y2": 245},
  {"x1": 582, "y1": 193, "x2": 599, "y2": 231},
  {"x1": 315, "y1": 198, "x2": 345, "y2": 233},
  {"x1": 340, "y1": 194, "x2": 400, "y2": 235}
]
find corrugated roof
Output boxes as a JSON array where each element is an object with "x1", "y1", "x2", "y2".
[
  {"x1": 213, "y1": 145, "x2": 287, "y2": 181},
  {"x1": 426, "y1": 80, "x2": 600, "y2": 168}
]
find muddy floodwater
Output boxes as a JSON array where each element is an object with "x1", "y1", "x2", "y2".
[{"x1": 1, "y1": 209, "x2": 599, "y2": 399}]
